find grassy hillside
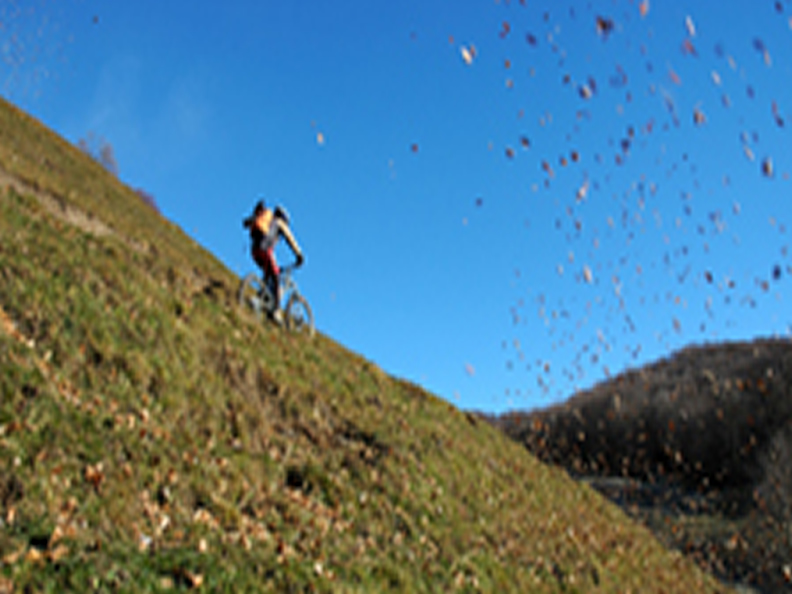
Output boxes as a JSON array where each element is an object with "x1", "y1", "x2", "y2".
[
  {"x1": 0, "y1": 96, "x2": 727, "y2": 592},
  {"x1": 490, "y1": 340, "x2": 792, "y2": 593}
]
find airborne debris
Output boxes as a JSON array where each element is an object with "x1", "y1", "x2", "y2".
[
  {"x1": 460, "y1": 45, "x2": 477, "y2": 65},
  {"x1": 596, "y1": 16, "x2": 615, "y2": 39},
  {"x1": 762, "y1": 157, "x2": 774, "y2": 178},
  {"x1": 576, "y1": 179, "x2": 589, "y2": 202},
  {"x1": 772, "y1": 101, "x2": 785, "y2": 127},
  {"x1": 753, "y1": 37, "x2": 772, "y2": 66},
  {"x1": 685, "y1": 15, "x2": 696, "y2": 37},
  {"x1": 583, "y1": 265, "x2": 593, "y2": 284}
]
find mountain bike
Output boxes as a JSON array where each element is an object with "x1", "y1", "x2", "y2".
[{"x1": 237, "y1": 264, "x2": 314, "y2": 337}]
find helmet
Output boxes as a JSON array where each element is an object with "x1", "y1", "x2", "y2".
[
  {"x1": 274, "y1": 205, "x2": 290, "y2": 225},
  {"x1": 254, "y1": 199, "x2": 266, "y2": 214}
]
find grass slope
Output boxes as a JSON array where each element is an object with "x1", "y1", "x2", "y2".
[
  {"x1": 0, "y1": 96, "x2": 726, "y2": 592},
  {"x1": 491, "y1": 341, "x2": 792, "y2": 592}
]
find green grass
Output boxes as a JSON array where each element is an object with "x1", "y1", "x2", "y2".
[{"x1": 0, "y1": 96, "x2": 730, "y2": 592}]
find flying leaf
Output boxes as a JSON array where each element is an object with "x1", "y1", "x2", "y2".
[
  {"x1": 460, "y1": 47, "x2": 472, "y2": 65},
  {"x1": 685, "y1": 15, "x2": 696, "y2": 37},
  {"x1": 596, "y1": 16, "x2": 615, "y2": 39},
  {"x1": 762, "y1": 157, "x2": 774, "y2": 177}
]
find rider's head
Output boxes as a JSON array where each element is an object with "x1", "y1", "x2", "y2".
[{"x1": 254, "y1": 199, "x2": 266, "y2": 215}]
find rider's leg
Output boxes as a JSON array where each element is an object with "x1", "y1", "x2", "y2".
[
  {"x1": 270, "y1": 273, "x2": 283, "y2": 324},
  {"x1": 273, "y1": 274, "x2": 282, "y2": 311},
  {"x1": 263, "y1": 248, "x2": 282, "y2": 321},
  {"x1": 265, "y1": 271, "x2": 279, "y2": 309},
  {"x1": 253, "y1": 248, "x2": 273, "y2": 311}
]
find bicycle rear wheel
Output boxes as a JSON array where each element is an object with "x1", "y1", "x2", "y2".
[
  {"x1": 238, "y1": 273, "x2": 266, "y2": 318},
  {"x1": 285, "y1": 293, "x2": 314, "y2": 337}
]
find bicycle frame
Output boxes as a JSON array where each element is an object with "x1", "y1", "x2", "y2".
[
  {"x1": 238, "y1": 262, "x2": 314, "y2": 336},
  {"x1": 256, "y1": 265, "x2": 298, "y2": 313}
]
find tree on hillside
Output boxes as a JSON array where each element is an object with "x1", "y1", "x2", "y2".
[
  {"x1": 77, "y1": 132, "x2": 161, "y2": 214},
  {"x1": 77, "y1": 132, "x2": 118, "y2": 176},
  {"x1": 134, "y1": 188, "x2": 160, "y2": 214}
]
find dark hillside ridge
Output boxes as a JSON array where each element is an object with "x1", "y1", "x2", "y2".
[
  {"x1": 495, "y1": 339, "x2": 792, "y2": 489},
  {"x1": 490, "y1": 338, "x2": 792, "y2": 592},
  {"x1": 0, "y1": 96, "x2": 725, "y2": 592}
]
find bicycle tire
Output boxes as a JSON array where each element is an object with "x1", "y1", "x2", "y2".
[
  {"x1": 238, "y1": 273, "x2": 265, "y2": 318},
  {"x1": 285, "y1": 292, "x2": 315, "y2": 338}
]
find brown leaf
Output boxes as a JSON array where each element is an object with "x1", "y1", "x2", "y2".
[
  {"x1": 2, "y1": 549, "x2": 23, "y2": 565},
  {"x1": 84, "y1": 463, "x2": 105, "y2": 492},
  {"x1": 0, "y1": 576, "x2": 13, "y2": 594},
  {"x1": 185, "y1": 571, "x2": 203, "y2": 589},
  {"x1": 25, "y1": 548, "x2": 44, "y2": 564},
  {"x1": 596, "y1": 16, "x2": 614, "y2": 38},
  {"x1": 48, "y1": 544, "x2": 69, "y2": 563},
  {"x1": 762, "y1": 157, "x2": 774, "y2": 177}
]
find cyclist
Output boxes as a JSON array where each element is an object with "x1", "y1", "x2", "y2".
[{"x1": 243, "y1": 199, "x2": 304, "y2": 323}]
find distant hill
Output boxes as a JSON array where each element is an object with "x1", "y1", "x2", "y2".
[
  {"x1": 0, "y1": 97, "x2": 730, "y2": 592},
  {"x1": 489, "y1": 339, "x2": 792, "y2": 593}
]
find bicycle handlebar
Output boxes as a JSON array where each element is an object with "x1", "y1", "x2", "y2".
[{"x1": 280, "y1": 262, "x2": 302, "y2": 275}]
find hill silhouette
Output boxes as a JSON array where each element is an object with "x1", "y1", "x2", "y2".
[
  {"x1": 489, "y1": 339, "x2": 792, "y2": 593},
  {"x1": 0, "y1": 96, "x2": 728, "y2": 592}
]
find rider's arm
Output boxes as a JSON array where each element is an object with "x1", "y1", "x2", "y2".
[{"x1": 277, "y1": 220, "x2": 304, "y2": 264}]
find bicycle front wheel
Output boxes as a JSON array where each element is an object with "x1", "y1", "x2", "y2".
[
  {"x1": 238, "y1": 273, "x2": 265, "y2": 318},
  {"x1": 285, "y1": 293, "x2": 314, "y2": 338}
]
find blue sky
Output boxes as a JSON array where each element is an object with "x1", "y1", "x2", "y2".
[{"x1": 3, "y1": 1, "x2": 792, "y2": 414}]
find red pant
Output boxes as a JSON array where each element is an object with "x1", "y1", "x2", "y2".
[
  {"x1": 253, "y1": 247, "x2": 280, "y2": 310},
  {"x1": 252, "y1": 247, "x2": 279, "y2": 277}
]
